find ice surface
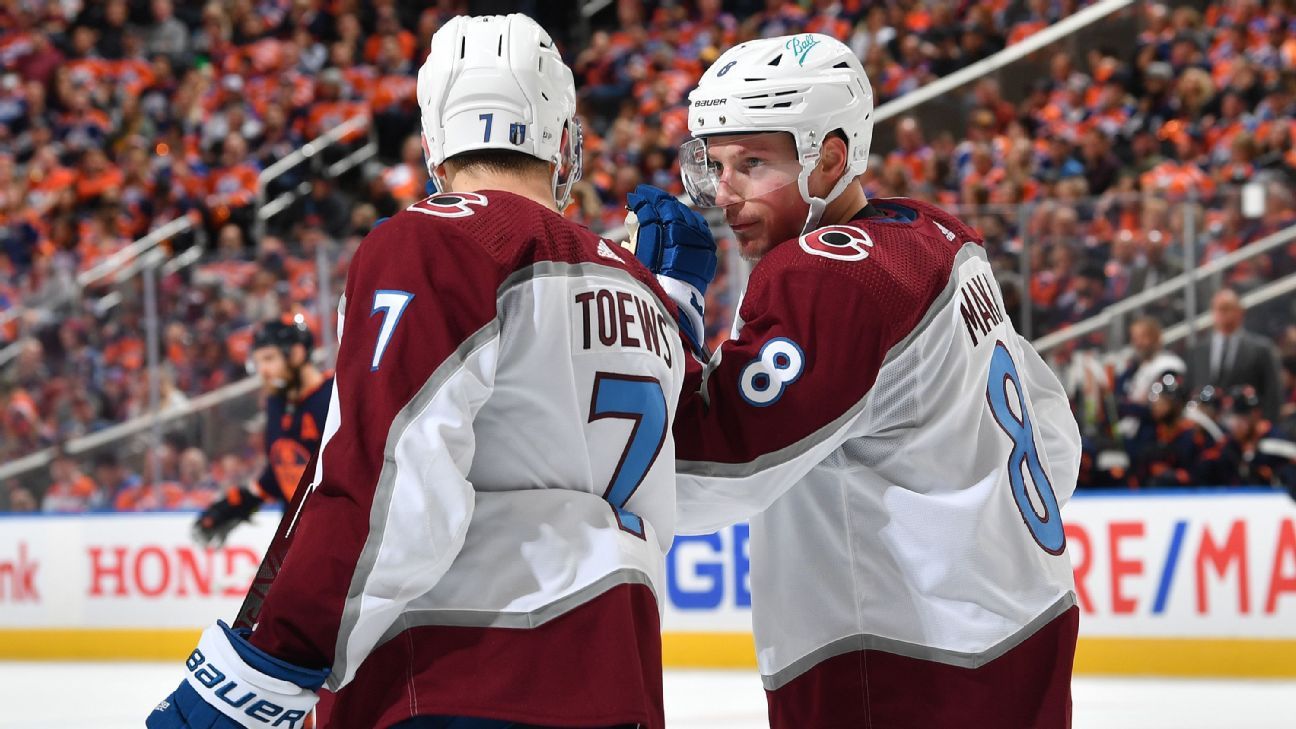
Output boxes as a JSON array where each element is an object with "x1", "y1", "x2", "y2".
[{"x1": 0, "y1": 662, "x2": 1291, "y2": 728}]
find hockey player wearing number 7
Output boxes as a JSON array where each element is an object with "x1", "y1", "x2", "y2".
[
  {"x1": 149, "y1": 14, "x2": 689, "y2": 729},
  {"x1": 627, "y1": 34, "x2": 1083, "y2": 728}
]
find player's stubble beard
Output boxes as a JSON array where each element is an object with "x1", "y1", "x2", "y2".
[{"x1": 728, "y1": 196, "x2": 809, "y2": 262}]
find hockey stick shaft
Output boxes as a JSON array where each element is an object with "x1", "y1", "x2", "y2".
[{"x1": 232, "y1": 449, "x2": 319, "y2": 630}]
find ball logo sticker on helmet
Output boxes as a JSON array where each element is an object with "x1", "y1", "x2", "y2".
[
  {"x1": 509, "y1": 123, "x2": 527, "y2": 145},
  {"x1": 799, "y1": 225, "x2": 874, "y2": 261},
  {"x1": 408, "y1": 191, "x2": 490, "y2": 218},
  {"x1": 716, "y1": 60, "x2": 736, "y2": 77},
  {"x1": 786, "y1": 35, "x2": 821, "y2": 65},
  {"x1": 739, "y1": 338, "x2": 805, "y2": 407}
]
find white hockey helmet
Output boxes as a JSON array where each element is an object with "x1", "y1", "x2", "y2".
[
  {"x1": 682, "y1": 34, "x2": 874, "y2": 232},
  {"x1": 417, "y1": 14, "x2": 582, "y2": 208}
]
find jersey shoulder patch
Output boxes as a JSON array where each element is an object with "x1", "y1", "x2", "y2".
[
  {"x1": 798, "y1": 224, "x2": 875, "y2": 261},
  {"x1": 751, "y1": 209, "x2": 962, "y2": 333}
]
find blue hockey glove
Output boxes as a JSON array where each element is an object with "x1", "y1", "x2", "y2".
[
  {"x1": 147, "y1": 621, "x2": 328, "y2": 729},
  {"x1": 625, "y1": 185, "x2": 716, "y2": 358},
  {"x1": 625, "y1": 184, "x2": 717, "y2": 295}
]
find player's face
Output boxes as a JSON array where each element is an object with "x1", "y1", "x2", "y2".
[
  {"x1": 251, "y1": 347, "x2": 289, "y2": 391},
  {"x1": 704, "y1": 134, "x2": 808, "y2": 260}
]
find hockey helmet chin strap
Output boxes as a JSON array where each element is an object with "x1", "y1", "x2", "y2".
[
  {"x1": 551, "y1": 118, "x2": 584, "y2": 211},
  {"x1": 795, "y1": 156, "x2": 859, "y2": 236}
]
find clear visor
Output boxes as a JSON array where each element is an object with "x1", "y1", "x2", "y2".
[
  {"x1": 553, "y1": 118, "x2": 584, "y2": 209},
  {"x1": 680, "y1": 135, "x2": 803, "y2": 208}
]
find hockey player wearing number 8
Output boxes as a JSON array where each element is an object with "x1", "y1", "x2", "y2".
[
  {"x1": 149, "y1": 14, "x2": 688, "y2": 729},
  {"x1": 627, "y1": 34, "x2": 1083, "y2": 728}
]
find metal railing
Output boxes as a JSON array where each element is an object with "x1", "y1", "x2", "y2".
[
  {"x1": 0, "y1": 216, "x2": 195, "y2": 327},
  {"x1": 0, "y1": 216, "x2": 198, "y2": 368},
  {"x1": 1162, "y1": 273, "x2": 1296, "y2": 348},
  {"x1": 0, "y1": 116, "x2": 374, "y2": 368},
  {"x1": 251, "y1": 114, "x2": 372, "y2": 243},
  {"x1": 0, "y1": 116, "x2": 376, "y2": 482},
  {"x1": 1032, "y1": 222, "x2": 1296, "y2": 354},
  {"x1": 0, "y1": 375, "x2": 262, "y2": 483},
  {"x1": 872, "y1": 0, "x2": 1134, "y2": 124},
  {"x1": 600, "y1": 0, "x2": 1135, "y2": 255}
]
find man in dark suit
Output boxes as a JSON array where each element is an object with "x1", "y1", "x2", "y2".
[
  {"x1": 1128, "y1": 234, "x2": 1185, "y2": 296},
  {"x1": 1188, "y1": 288, "x2": 1284, "y2": 420}
]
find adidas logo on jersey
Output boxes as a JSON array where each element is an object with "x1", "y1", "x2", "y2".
[{"x1": 597, "y1": 239, "x2": 624, "y2": 263}]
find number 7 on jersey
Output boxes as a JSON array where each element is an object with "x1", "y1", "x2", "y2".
[
  {"x1": 589, "y1": 373, "x2": 667, "y2": 538},
  {"x1": 371, "y1": 290, "x2": 414, "y2": 370}
]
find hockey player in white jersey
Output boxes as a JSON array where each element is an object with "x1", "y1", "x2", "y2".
[
  {"x1": 149, "y1": 14, "x2": 686, "y2": 729},
  {"x1": 628, "y1": 34, "x2": 1082, "y2": 728}
]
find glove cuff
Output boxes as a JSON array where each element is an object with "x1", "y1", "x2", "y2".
[
  {"x1": 180, "y1": 621, "x2": 325, "y2": 726},
  {"x1": 657, "y1": 276, "x2": 708, "y2": 359}
]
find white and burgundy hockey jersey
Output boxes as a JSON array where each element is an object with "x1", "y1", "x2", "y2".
[
  {"x1": 674, "y1": 199, "x2": 1082, "y2": 728},
  {"x1": 249, "y1": 190, "x2": 685, "y2": 728}
]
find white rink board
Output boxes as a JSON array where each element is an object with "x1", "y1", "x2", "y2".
[
  {"x1": 1061, "y1": 489, "x2": 1296, "y2": 638},
  {"x1": 1, "y1": 490, "x2": 1294, "y2": 641},
  {"x1": 661, "y1": 488, "x2": 1296, "y2": 638},
  {"x1": 0, "y1": 512, "x2": 276, "y2": 629}
]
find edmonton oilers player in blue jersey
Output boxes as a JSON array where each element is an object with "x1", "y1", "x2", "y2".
[{"x1": 193, "y1": 316, "x2": 333, "y2": 547}]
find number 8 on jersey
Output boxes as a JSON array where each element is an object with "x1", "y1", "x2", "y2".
[{"x1": 986, "y1": 341, "x2": 1066, "y2": 555}]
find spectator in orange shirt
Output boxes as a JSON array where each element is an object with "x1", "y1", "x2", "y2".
[
  {"x1": 177, "y1": 447, "x2": 221, "y2": 510},
  {"x1": 1219, "y1": 132, "x2": 1258, "y2": 186},
  {"x1": 75, "y1": 148, "x2": 124, "y2": 205},
  {"x1": 370, "y1": 36, "x2": 419, "y2": 159},
  {"x1": 301, "y1": 68, "x2": 367, "y2": 142},
  {"x1": 1008, "y1": 14, "x2": 1047, "y2": 47},
  {"x1": 114, "y1": 476, "x2": 184, "y2": 511},
  {"x1": 886, "y1": 116, "x2": 934, "y2": 184},
  {"x1": 363, "y1": 7, "x2": 415, "y2": 65},
  {"x1": 25, "y1": 148, "x2": 78, "y2": 216},
  {"x1": 205, "y1": 132, "x2": 260, "y2": 233},
  {"x1": 805, "y1": 0, "x2": 851, "y2": 39},
  {"x1": 42, "y1": 452, "x2": 105, "y2": 513},
  {"x1": 3, "y1": 384, "x2": 52, "y2": 460},
  {"x1": 380, "y1": 134, "x2": 427, "y2": 207}
]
